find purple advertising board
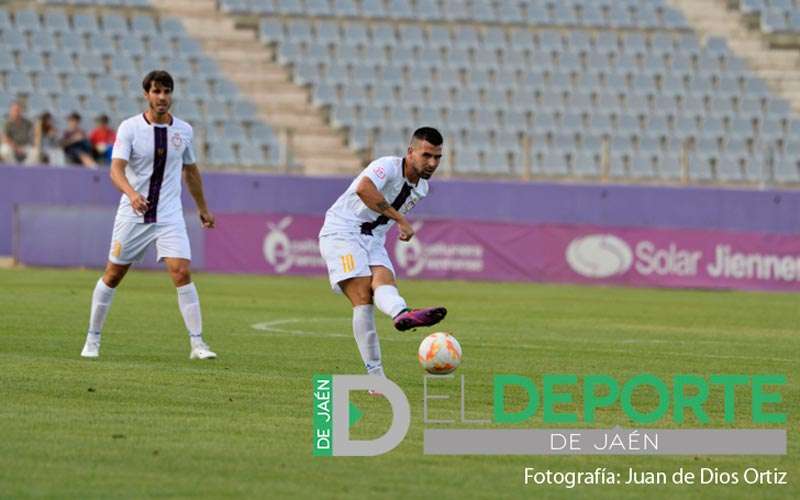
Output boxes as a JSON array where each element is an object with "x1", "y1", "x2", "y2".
[{"x1": 206, "y1": 213, "x2": 800, "y2": 292}]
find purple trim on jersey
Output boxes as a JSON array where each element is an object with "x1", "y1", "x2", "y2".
[
  {"x1": 360, "y1": 182, "x2": 413, "y2": 235},
  {"x1": 143, "y1": 127, "x2": 168, "y2": 223},
  {"x1": 142, "y1": 113, "x2": 174, "y2": 126}
]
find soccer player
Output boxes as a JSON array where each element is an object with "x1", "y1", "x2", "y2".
[
  {"x1": 80, "y1": 70, "x2": 216, "y2": 360},
  {"x1": 318, "y1": 127, "x2": 448, "y2": 377}
]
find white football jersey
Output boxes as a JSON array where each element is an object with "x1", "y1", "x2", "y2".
[
  {"x1": 111, "y1": 113, "x2": 196, "y2": 224},
  {"x1": 319, "y1": 156, "x2": 429, "y2": 240}
]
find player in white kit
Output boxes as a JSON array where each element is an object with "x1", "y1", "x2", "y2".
[
  {"x1": 319, "y1": 127, "x2": 447, "y2": 378},
  {"x1": 80, "y1": 71, "x2": 217, "y2": 360}
]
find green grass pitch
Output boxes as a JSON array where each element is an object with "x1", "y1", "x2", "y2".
[{"x1": 0, "y1": 267, "x2": 797, "y2": 499}]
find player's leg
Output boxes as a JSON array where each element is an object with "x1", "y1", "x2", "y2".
[
  {"x1": 82, "y1": 219, "x2": 150, "y2": 358},
  {"x1": 157, "y1": 220, "x2": 214, "y2": 359},
  {"x1": 319, "y1": 235, "x2": 384, "y2": 377},
  {"x1": 81, "y1": 261, "x2": 129, "y2": 358},
  {"x1": 162, "y1": 256, "x2": 215, "y2": 360},
  {"x1": 370, "y1": 266, "x2": 408, "y2": 318},
  {"x1": 370, "y1": 266, "x2": 447, "y2": 331},
  {"x1": 340, "y1": 277, "x2": 384, "y2": 377},
  {"x1": 367, "y1": 240, "x2": 447, "y2": 332}
]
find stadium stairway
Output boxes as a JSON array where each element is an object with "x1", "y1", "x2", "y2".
[
  {"x1": 669, "y1": 0, "x2": 800, "y2": 112},
  {"x1": 148, "y1": 0, "x2": 363, "y2": 175}
]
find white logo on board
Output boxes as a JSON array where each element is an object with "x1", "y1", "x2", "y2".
[
  {"x1": 262, "y1": 216, "x2": 325, "y2": 273},
  {"x1": 566, "y1": 234, "x2": 633, "y2": 278},
  {"x1": 393, "y1": 222, "x2": 484, "y2": 277}
]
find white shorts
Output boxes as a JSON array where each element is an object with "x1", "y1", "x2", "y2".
[
  {"x1": 108, "y1": 219, "x2": 191, "y2": 265},
  {"x1": 318, "y1": 233, "x2": 395, "y2": 293}
]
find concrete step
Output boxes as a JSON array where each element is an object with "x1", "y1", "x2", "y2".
[
  {"x1": 150, "y1": 0, "x2": 363, "y2": 174},
  {"x1": 261, "y1": 110, "x2": 329, "y2": 128},
  {"x1": 727, "y1": 39, "x2": 764, "y2": 50},
  {"x1": 196, "y1": 38, "x2": 261, "y2": 51},
  {"x1": 214, "y1": 50, "x2": 276, "y2": 65},
  {"x1": 256, "y1": 101, "x2": 323, "y2": 116},
  {"x1": 293, "y1": 124, "x2": 346, "y2": 137},
  {"x1": 779, "y1": 81, "x2": 800, "y2": 93},
  {"x1": 294, "y1": 132, "x2": 347, "y2": 150},
  {"x1": 190, "y1": 30, "x2": 254, "y2": 43},
  {"x1": 760, "y1": 69, "x2": 800, "y2": 79},
  {"x1": 249, "y1": 89, "x2": 309, "y2": 107},
  {"x1": 738, "y1": 57, "x2": 798, "y2": 70},
  {"x1": 150, "y1": 0, "x2": 216, "y2": 13},
  {"x1": 271, "y1": 123, "x2": 335, "y2": 136},
  {"x1": 219, "y1": 70, "x2": 290, "y2": 85},
  {"x1": 670, "y1": 0, "x2": 800, "y2": 117},
  {"x1": 301, "y1": 156, "x2": 362, "y2": 175},
  {"x1": 159, "y1": 9, "x2": 218, "y2": 18},
  {"x1": 237, "y1": 80, "x2": 306, "y2": 96}
]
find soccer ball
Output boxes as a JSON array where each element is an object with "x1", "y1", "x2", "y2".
[{"x1": 418, "y1": 332, "x2": 462, "y2": 375}]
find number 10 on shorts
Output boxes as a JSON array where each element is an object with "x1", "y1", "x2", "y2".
[{"x1": 340, "y1": 254, "x2": 355, "y2": 273}]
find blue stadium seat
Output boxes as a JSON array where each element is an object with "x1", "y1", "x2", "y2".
[
  {"x1": 332, "y1": 0, "x2": 358, "y2": 17},
  {"x1": 316, "y1": 20, "x2": 340, "y2": 43},
  {"x1": 361, "y1": 0, "x2": 386, "y2": 18},
  {"x1": 95, "y1": 75, "x2": 124, "y2": 98},
  {"x1": 87, "y1": 32, "x2": 116, "y2": 57},
  {"x1": 509, "y1": 28, "x2": 535, "y2": 48},
  {"x1": 538, "y1": 150, "x2": 569, "y2": 176},
  {"x1": 26, "y1": 93, "x2": 52, "y2": 116}
]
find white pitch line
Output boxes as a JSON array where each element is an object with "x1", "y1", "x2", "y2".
[
  {"x1": 250, "y1": 318, "x2": 414, "y2": 342},
  {"x1": 250, "y1": 318, "x2": 796, "y2": 363},
  {"x1": 251, "y1": 318, "x2": 350, "y2": 338}
]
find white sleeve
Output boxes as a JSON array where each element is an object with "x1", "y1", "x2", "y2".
[
  {"x1": 111, "y1": 120, "x2": 133, "y2": 161},
  {"x1": 182, "y1": 126, "x2": 197, "y2": 165},
  {"x1": 362, "y1": 158, "x2": 394, "y2": 191}
]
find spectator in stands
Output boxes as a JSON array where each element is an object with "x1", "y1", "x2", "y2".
[
  {"x1": 1, "y1": 101, "x2": 35, "y2": 165},
  {"x1": 60, "y1": 112, "x2": 98, "y2": 168},
  {"x1": 89, "y1": 114, "x2": 116, "y2": 165},
  {"x1": 33, "y1": 112, "x2": 65, "y2": 166}
]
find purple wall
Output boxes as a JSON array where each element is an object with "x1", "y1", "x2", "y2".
[
  {"x1": 15, "y1": 205, "x2": 204, "y2": 269},
  {"x1": 1, "y1": 165, "x2": 798, "y2": 257},
  {"x1": 206, "y1": 213, "x2": 800, "y2": 292}
]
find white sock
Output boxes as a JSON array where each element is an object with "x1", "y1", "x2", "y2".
[
  {"x1": 87, "y1": 278, "x2": 116, "y2": 340},
  {"x1": 373, "y1": 285, "x2": 408, "y2": 319},
  {"x1": 177, "y1": 282, "x2": 204, "y2": 345},
  {"x1": 352, "y1": 305, "x2": 384, "y2": 377}
]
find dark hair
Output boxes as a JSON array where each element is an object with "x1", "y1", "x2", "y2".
[
  {"x1": 68, "y1": 111, "x2": 81, "y2": 121},
  {"x1": 96, "y1": 114, "x2": 109, "y2": 124},
  {"x1": 411, "y1": 127, "x2": 443, "y2": 146},
  {"x1": 39, "y1": 112, "x2": 54, "y2": 133},
  {"x1": 142, "y1": 70, "x2": 174, "y2": 93}
]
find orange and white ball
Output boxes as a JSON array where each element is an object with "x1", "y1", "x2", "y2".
[{"x1": 418, "y1": 332, "x2": 462, "y2": 374}]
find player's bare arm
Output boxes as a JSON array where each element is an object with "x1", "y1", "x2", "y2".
[
  {"x1": 110, "y1": 157, "x2": 149, "y2": 214},
  {"x1": 355, "y1": 176, "x2": 415, "y2": 241},
  {"x1": 182, "y1": 163, "x2": 215, "y2": 229}
]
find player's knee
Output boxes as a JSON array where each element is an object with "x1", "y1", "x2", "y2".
[
  {"x1": 345, "y1": 286, "x2": 373, "y2": 306},
  {"x1": 354, "y1": 289, "x2": 373, "y2": 305},
  {"x1": 170, "y1": 267, "x2": 191, "y2": 286},
  {"x1": 103, "y1": 274, "x2": 123, "y2": 288},
  {"x1": 103, "y1": 265, "x2": 127, "y2": 287}
]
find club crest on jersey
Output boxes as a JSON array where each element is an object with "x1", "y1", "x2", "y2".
[
  {"x1": 171, "y1": 133, "x2": 183, "y2": 147},
  {"x1": 373, "y1": 166, "x2": 386, "y2": 179}
]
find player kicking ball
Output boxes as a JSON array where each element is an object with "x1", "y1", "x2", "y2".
[
  {"x1": 318, "y1": 127, "x2": 447, "y2": 378},
  {"x1": 80, "y1": 70, "x2": 216, "y2": 360}
]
